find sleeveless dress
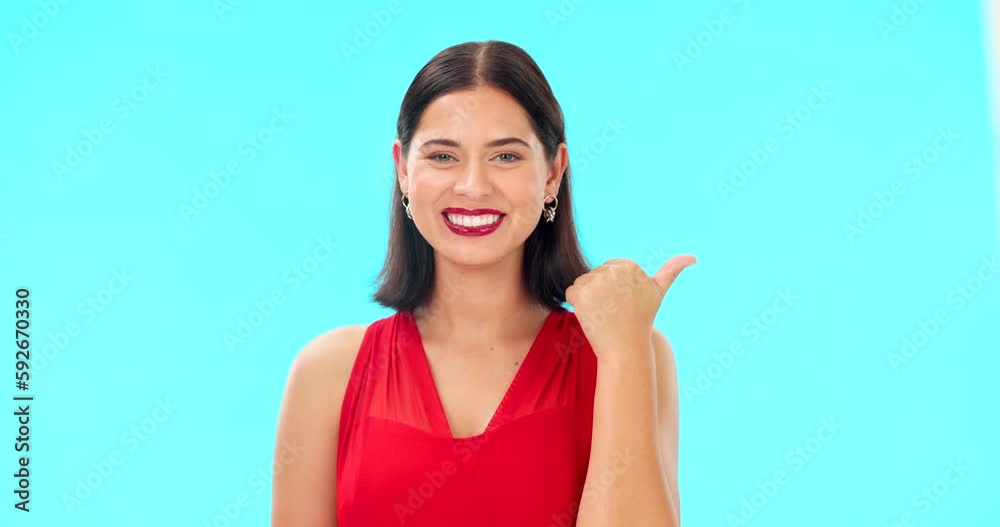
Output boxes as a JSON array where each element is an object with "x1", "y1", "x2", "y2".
[{"x1": 336, "y1": 306, "x2": 598, "y2": 527}]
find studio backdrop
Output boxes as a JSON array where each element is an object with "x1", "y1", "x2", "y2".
[{"x1": 1, "y1": 0, "x2": 998, "y2": 526}]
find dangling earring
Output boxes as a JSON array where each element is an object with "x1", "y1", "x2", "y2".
[
  {"x1": 542, "y1": 194, "x2": 558, "y2": 223},
  {"x1": 402, "y1": 193, "x2": 413, "y2": 219}
]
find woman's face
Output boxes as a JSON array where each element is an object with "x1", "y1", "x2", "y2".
[{"x1": 393, "y1": 86, "x2": 567, "y2": 268}]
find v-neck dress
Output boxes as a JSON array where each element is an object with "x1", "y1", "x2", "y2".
[{"x1": 336, "y1": 307, "x2": 598, "y2": 527}]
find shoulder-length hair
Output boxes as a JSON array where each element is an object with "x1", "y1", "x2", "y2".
[{"x1": 372, "y1": 40, "x2": 590, "y2": 312}]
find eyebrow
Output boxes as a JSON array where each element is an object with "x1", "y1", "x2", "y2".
[{"x1": 418, "y1": 137, "x2": 531, "y2": 150}]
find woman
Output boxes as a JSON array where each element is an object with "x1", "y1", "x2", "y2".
[{"x1": 271, "y1": 40, "x2": 695, "y2": 527}]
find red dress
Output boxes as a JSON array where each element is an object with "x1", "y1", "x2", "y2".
[{"x1": 336, "y1": 307, "x2": 598, "y2": 526}]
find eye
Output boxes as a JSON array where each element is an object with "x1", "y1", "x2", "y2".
[
  {"x1": 495, "y1": 152, "x2": 521, "y2": 163},
  {"x1": 427, "y1": 153, "x2": 456, "y2": 163}
]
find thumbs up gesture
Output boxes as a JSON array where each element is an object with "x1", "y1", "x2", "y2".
[{"x1": 564, "y1": 254, "x2": 696, "y2": 358}]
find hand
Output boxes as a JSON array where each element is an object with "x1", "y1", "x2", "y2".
[{"x1": 564, "y1": 254, "x2": 696, "y2": 359}]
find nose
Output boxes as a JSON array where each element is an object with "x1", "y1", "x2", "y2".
[{"x1": 452, "y1": 160, "x2": 492, "y2": 199}]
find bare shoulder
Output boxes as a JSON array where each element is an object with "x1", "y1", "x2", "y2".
[
  {"x1": 275, "y1": 324, "x2": 370, "y2": 442},
  {"x1": 285, "y1": 325, "x2": 369, "y2": 396},
  {"x1": 272, "y1": 324, "x2": 370, "y2": 525},
  {"x1": 291, "y1": 325, "x2": 369, "y2": 374}
]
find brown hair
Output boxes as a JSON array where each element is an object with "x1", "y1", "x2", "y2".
[{"x1": 372, "y1": 40, "x2": 590, "y2": 312}]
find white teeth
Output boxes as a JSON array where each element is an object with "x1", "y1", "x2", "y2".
[{"x1": 446, "y1": 213, "x2": 500, "y2": 227}]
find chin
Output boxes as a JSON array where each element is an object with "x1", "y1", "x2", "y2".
[
  {"x1": 436, "y1": 244, "x2": 510, "y2": 268},
  {"x1": 417, "y1": 215, "x2": 530, "y2": 267}
]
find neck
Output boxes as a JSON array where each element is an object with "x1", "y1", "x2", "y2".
[{"x1": 414, "y1": 249, "x2": 550, "y2": 343}]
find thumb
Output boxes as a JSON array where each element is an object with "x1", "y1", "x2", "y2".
[{"x1": 652, "y1": 254, "x2": 697, "y2": 294}]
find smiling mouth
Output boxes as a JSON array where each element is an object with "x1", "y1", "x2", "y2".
[
  {"x1": 440, "y1": 209, "x2": 506, "y2": 236},
  {"x1": 443, "y1": 212, "x2": 503, "y2": 228}
]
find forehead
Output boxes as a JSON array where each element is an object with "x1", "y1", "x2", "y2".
[{"x1": 414, "y1": 86, "x2": 535, "y2": 142}]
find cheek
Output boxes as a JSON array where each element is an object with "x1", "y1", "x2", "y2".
[
  {"x1": 501, "y1": 178, "x2": 546, "y2": 224},
  {"x1": 407, "y1": 166, "x2": 451, "y2": 196},
  {"x1": 523, "y1": 170, "x2": 548, "y2": 198}
]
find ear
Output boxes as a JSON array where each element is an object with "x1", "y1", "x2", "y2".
[
  {"x1": 546, "y1": 143, "x2": 568, "y2": 196},
  {"x1": 392, "y1": 139, "x2": 408, "y2": 193}
]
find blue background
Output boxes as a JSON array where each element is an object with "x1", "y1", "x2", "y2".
[{"x1": 1, "y1": 0, "x2": 998, "y2": 525}]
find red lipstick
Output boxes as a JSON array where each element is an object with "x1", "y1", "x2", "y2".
[{"x1": 441, "y1": 208, "x2": 505, "y2": 237}]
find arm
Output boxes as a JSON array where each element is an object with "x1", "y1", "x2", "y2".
[
  {"x1": 271, "y1": 325, "x2": 367, "y2": 527},
  {"x1": 576, "y1": 326, "x2": 680, "y2": 527}
]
